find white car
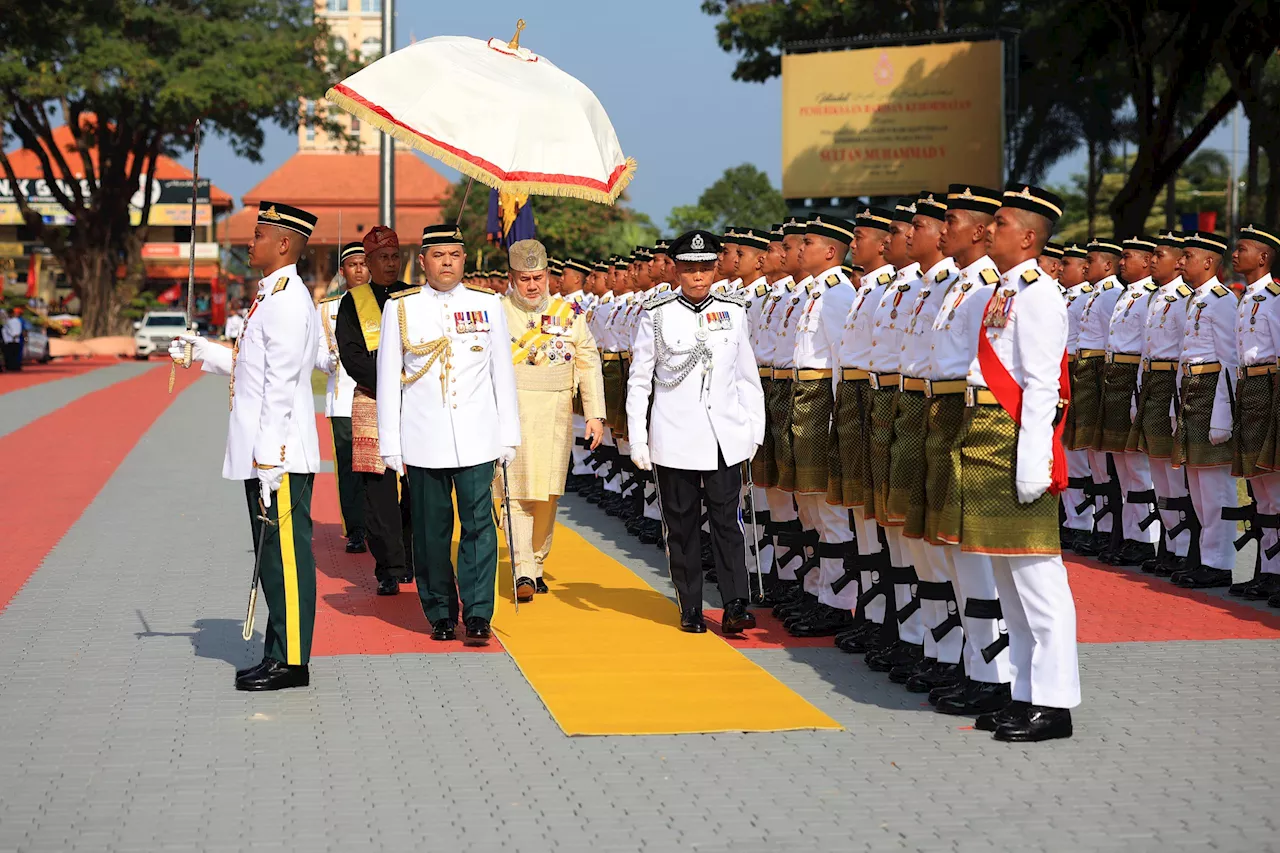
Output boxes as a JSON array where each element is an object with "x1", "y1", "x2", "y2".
[{"x1": 134, "y1": 311, "x2": 188, "y2": 359}]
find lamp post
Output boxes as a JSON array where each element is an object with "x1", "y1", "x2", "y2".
[{"x1": 377, "y1": 0, "x2": 395, "y2": 230}]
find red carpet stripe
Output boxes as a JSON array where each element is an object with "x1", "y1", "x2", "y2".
[
  {"x1": 0, "y1": 358, "x2": 115, "y2": 395},
  {"x1": 0, "y1": 364, "x2": 201, "y2": 612}
]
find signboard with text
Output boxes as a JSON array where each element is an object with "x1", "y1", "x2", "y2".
[
  {"x1": 782, "y1": 40, "x2": 1004, "y2": 198},
  {"x1": 0, "y1": 177, "x2": 211, "y2": 226}
]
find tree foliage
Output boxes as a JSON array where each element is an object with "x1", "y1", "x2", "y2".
[
  {"x1": 0, "y1": 0, "x2": 354, "y2": 335},
  {"x1": 439, "y1": 178, "x2": 659, "y2": 270},
  {"x1": 667, "y1": 163, "x2": 788, "y2": 234},
  {"x1": 700, "y1": 0, "x2": 1280, "y2": 234}
]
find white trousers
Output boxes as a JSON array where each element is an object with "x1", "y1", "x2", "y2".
[
  {"x1": 1252, "y1": 474, "x2": 1280, "y2": 575},
  {"x1": 767, "y1": 489, "x2": 801, "y2": 581},
  {"x1": 941, "y1": 545, "x2": 1012, "y2": 684},
  {"x1": 797, "y1": 494, "x2": 856, "y2": 609},
  {"x1": 1150, "y1": 457, "x2": 1190, "y2": 557},
  {"x1": 570, "y1": 413, "x2": 593, "y2": 475},
  {"x1": 1186, "y1": 464, "x2": 1239, "y2": 570},
  {"x1": 1063, "y1": 449, "x2": 1094, "y2": 531},
  {"x1": 743, "y1": 485, "x2": 774, "y2": 579},
  {"x1": 908, "y1": 538, "x2": 964, "y2": 664},
  {"x1": 1114, "y1": 451, "x2": 1160, "y2": 543},
  {"x1": 1088, "y1": 450, "x2": 1112, "y2": 533},
  {"x1": 851, "y1": 506, "x2": 885, "y2": 623},
  {"x1": 991, "y1": 554, "x2": 1081, "y2": 709},
  {"x1": 884, "y1": 525, "x2": 923, "y2": 645}
]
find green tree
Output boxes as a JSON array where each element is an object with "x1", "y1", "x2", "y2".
[
  {"x1": 440, "y1": 178, "x2": 659, "y2": 271},
  {"x1": 666, "y1": 164, "x2": 787, "y2": 233},
  {"x1": 0, "y1": 0, "x2": 354, "y2": 335}
]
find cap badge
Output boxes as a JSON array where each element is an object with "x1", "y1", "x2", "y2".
[
  {"x1": 960, "y1": 188, "x2": 973, "y2": 199},
  {"x1": 691, "y1": 234, "x2": 705, "y2": 251},
  {"x1": 1017, "y1": 186, "x2": 1034, "y2": 200},
  {"x1": 262, "y1": 205, "x2": 280, "y2": 221}
]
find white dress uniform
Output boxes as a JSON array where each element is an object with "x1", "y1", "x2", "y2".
[
  {"x1": 199, "y1": 265, "x2": 321, "y2": 481},
  {"x1": 1105, "y1": 276, "x2": 1161, "y2": 547},
  {"x1": 317, "y1": 297, "x2": 356, "y2": 418},
  {"x1": 1241, "y1": 271, "x2": 1280, "y2": 579},
  {"x1": 1077, "y1": 273, "x2": 1124, "y2": 534},
  {"x1": 965, "y1": 257, "x2": 1080, "y2": 712},
  {"x1": 1174, "y1": 275, "x2": 1240, "y2": 573},
  {"x1": 1062, "y1": 273, "x2": 1095, "y2": 534},
  {"x1": 627, "y1": 286, "x2": 765, "y2": 614},
  {"x1": 564, "y1": 288, "x2": 594, "y2": 477},
  {"x1": 926, "y1": 253, "x2": 1009, "y2": 686}
]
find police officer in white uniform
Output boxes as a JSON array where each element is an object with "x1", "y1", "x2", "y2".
[
  {"x1": 172, "y1": 200, "x2": 322, "y2": 691},
  {"x1": 377, "y1": 224, "x2": 521, "y2": 645},
  {"x1": 627, "y1": 230, "x2": 766, "y2": 636}
]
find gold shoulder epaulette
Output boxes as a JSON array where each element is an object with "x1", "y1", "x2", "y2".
[
  {"x1": 877, "y1": 272, "x2": 892, "y2": 286},
  {"x1": 1021, "y1": 268, "x2": 1040, "y2": 284},
  {"x1": 1143, "y1": 281, "x2": 1158, "y2": 292},
  {"x1": 825, "y1": 273, "x2": 840, "y2": 287},
  {"x1": 897, "y1": 282, "x2": 912, "y2": 292},
  {"x1": 1211, "y1": 284, "x2": 1229, "y2": 298},
  {"x1": 785, "y1": 280, "x2": 797, "y2": 292},
  {"x1": 465, "y1": 283, "x2": 496, "y2": 295},
  {"x1": 1175, "y1": 284, "x2": 1192, "y2": 298},
  {"x1": 319, "y1": 292, "x2": 344, "y2": 304},
  {"x1": 756, "y1": 283, "x2": 769, "y2": 297},
  {"x1": 936, "y1": 268, "x2": 951, "y2": 283},
  {"x1": 388, "y1": 287, "x2": 420, "y2": 299},
  {"x1": 601, "y1": 293, "x2": 613, "y2": 302},
  {"x1": 1100, "y1": 280, "x2": 1114, "y2": 290},
  {"x1": 271, "y1": 276, "x2": 289, "y2": 295},
  {"x1": 1081, "y1": 283, "x2": 1095, "y2": 293},
  {"x1": 1267, "y1": 281, "x2": 1280, "y2": 296},
  {"x1": 979, "y1": 268, "x2": 998, "y2": 285},
  {"x1": 804, "y1": 280, "x2": 815, "y2": 293}
]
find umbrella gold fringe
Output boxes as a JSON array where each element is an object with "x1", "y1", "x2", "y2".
[{"x1": 325, "y1": 89, "x2": 636, "y2": 206}]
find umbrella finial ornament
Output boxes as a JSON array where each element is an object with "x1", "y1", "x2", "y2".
[{"x1": 508, "y1": 19, "x2": 526, "y2": 50}]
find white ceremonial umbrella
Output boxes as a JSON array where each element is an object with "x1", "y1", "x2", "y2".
[{"x1": 325, "y1": 20, "x2": 636, "y2": 205}]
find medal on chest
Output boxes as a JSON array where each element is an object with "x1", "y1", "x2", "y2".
[
  {"x1": 704, "y1": 310, "x2": 732, "y2": 332},
  {"x1": 1192, "y1": 301, "x2": 1205, "y2": 332},
  {"x1": 982, "y1": 288, "x2": 1016, "y2": 329},
  {"x1": 455, "y1": 311, "x2": 490, "y2": 334},
  {"x1": 541, "y1": 314, "x2": 569, "y2": 335}
]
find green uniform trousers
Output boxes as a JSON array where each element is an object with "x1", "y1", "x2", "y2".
[
  {"x1": 407, "y1": 462, "x2": 498, "y2": 623},
  {"x1": 243, "y1": 473, "x2": 316, "y2": 665},
  {"x1": 328, "y1": 416, "x2": 366, "y2": 536}
]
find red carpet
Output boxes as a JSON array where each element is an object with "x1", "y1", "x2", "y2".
[
  {"x1": 0, "y1": 364, "x2": 200, "y2": 611},
  {"x1": 0, "y1": 358, "x2": 114, "y2": 394}
]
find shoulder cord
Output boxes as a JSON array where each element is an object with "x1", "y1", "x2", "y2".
[
  {"x1": 397, "y1": 299, "x2": 451, "y2": 401},
  {"x1": 652, "y1": 308, "x2": 712, "y2": 395}
]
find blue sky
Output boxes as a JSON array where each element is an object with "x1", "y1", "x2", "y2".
[{"x1": 193, "y1": 0, "x2": 1247, "y2": 229}]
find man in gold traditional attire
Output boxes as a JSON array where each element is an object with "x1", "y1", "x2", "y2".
[{"x1": 501, "y1": 239, "x2": 606, "y2": 601}]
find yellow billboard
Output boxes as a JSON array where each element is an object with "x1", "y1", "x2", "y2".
[{"x1": 782, "y1": 40, "x2": 1004, "y2": 199}]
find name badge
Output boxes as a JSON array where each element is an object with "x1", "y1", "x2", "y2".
[
  {"x1": 704, "y1": 310, "x2": 732, "y2": 331},
  {"x1": 454, "y1": 311, "x2": 490, "y2": 334}
]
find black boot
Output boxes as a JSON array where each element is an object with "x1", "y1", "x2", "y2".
[{"x1": 235, "y1": 658, "x2": 309, "y2": 691}]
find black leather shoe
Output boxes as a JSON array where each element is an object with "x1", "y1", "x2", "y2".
[
  {"x1": 890, "y1": 655, "x2": 935, "y2": 685},
  {"x1": 993, "y1": 705, "x2": 1073, "y2": 742},
  {"x1": 1152, "y1": 555, "x2": 1183, "y2": 578},
  {"x1": 844, "y1": 625, "x2": 893, "y2": 654},
  {"x1": 1117, "y1": 540, "x2": 1156, "y2": 565},
  {"x1": 516, "y1": 577, "x2": 536, "y2": 602},
  {"x1": 929, "y1": 677, "x2": 969, "y2": 706},
  {"x1": 430, "y1": 619, "x2": 456, "y2": 641},
  {"x1": 680, "y1": 608, "x2": 707, "y2": 634},
  {"x1": 345, "y1": 530, "x2": 367, "y2": 553},
  {"x1": 935, "y1": 680, "x2": 1012, "y2": 715},
  {"x1": 834, "y1": 620, "x2": 878, "y2": 649},
  {"x1": 235, "y1": 659, "x2": 270, "y2": 680},
  {"x1": 776, "y1": 593, "x2": 817, "y2": 622},
  {"x1": 703, "y1": 568, "x2": 718, "y2": 584},
  {"x1": 1071, "y1": 531, "x2": 1105, "y2": 557},
  {"x1": 1267, "y1": 590, "x2": 1280, "y2": 608},
  {"x1": 976, "y1": 700, "x2": 1031, "y2": 732},
  {"x1": 769, "y1": 585, "x2": 805, "y2": 617},
  {"x1": 1175, "y1": 566, "x2": 1233, "y2": 589},
  {"x1": 721, "y1": 599, "x2": 757, "y2": 635},
  {"x1": 789, "y1": 606, "x2": 854, "y2": 637},
  {"x1": 866, "y1": 641, "x2": 923, "y2": 673},
  {"x1": 1230, "y1": 573, "x2": 1280, "y2": 599},
  {"x1": 535, "y1": 577, "x2": 549, "y2": 594},
  {"x1": 905, "y1": 661, "x2": 962, "y2": 694},
  {"x1": 377, "y1": 578, "x2": 399, "y2": 596},
  {"x1": 235, "y1": 658, "x2": 309, "y2": 691},
  {"x1": 463, "y1": 617, "x2": 492, "y2": 646}
]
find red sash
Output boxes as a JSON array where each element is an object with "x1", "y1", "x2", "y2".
[{"x1": 976, "y1": 295, "x2": 1071, "y2": 496}]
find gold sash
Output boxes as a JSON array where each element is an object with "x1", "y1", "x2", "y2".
[
  {"x1": 511, "y1": 299, "x2": 575, "y2": 366},
  {"x1": 348, "y1": 284, "x2": 382, "y2": 351}
]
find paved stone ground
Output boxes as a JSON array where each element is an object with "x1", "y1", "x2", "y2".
[{"x1": 1, "y1": 373, "x2": 1278, "y2": 853}]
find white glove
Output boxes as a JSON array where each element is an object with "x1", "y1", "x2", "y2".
[
  {"x1": 499, "y1": 446, "x2": 518, "y2": 467},
  {"x1": 383, "y1": 455, "x2": 404, "y2": 475},
  {"x1": 1209, "y1": 427, "x2": 1232, "y2": 446},
  {"x1": 1130, "y1": 399, "x2": 1137, "y2": 421},
  {"x1": 1015, "y1": 478, "x2": 1050, "y2": 505},
  {"x1": 1170, "y1": 415, "x2": 1179, "y2": 437},
  {"x1": 257, "y1": 465, "x2": 286, "y2": 508},
  {"x1": 323, "y1": 350, "x2": 339, "y2": 374},
  {"x1": 631, "y1": 443, "x2": 652, "y2": 471},
  {"x1": 169, "y1": 334, "x2": 210, "y2": 365}
]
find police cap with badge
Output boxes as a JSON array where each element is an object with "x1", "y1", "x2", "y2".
[{"x1": 671, "y1": 229, "x2": 720, "y2": 263}]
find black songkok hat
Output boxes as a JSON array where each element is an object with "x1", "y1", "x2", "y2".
[
  {"x1": 257, "y1": 201, "x2": 317, "y2": 238},
  {"x1": 1238, "y1": 224, "x2": 1280, "y2": 253},
  {"x1": 421, "y1": 224, "x2": 465, "y2": 247},
  {"x1": 1041, "y1": 242, "x2": 1065, "y2": 259},
  {"x1": 1183, "y1": 231, "x2": 1228, "y2": 255},
  {"x1": 1002, "y1": 183, "x2": 1065, "y2": 225},
  {"x1": 915, "y1": 190, "x2": 947, "y2": 221},
  {"x1": 806, "y1": 215, "x2": 856, "y2": 245},
  {"x1": 945, "y1": 184, "x2": 1002, "y2": 216},
  {"x1": 853, "y1": 206, "x2": 894, "y2": 232},
  {"x1": 339, "y1": 241, "x2": 365, "y2": 262}
]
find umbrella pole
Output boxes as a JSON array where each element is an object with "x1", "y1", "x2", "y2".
[{"x1": 456, "y1": 177, "x2": 475, "y2": 226}]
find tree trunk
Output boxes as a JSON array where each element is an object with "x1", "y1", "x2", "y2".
[
  {"x1": 937, "y1": 0, "x2": 946, "y2": 31},
  {"x1": 1246, "y1": 114, "x2": 1260, "y2": 221},
  {"x1": 1086, "y1": 136, "x2": 1099, "y2": 238},
  {"x1": 1165, "y1": 173, "x2": 1178, "y2": 231},
  {"x1": 1265, "y1": 142, "x2": 1280, "y2": 226},
  {"x1": 64, "y1": 242, "x2": 129, "y2": 337}
]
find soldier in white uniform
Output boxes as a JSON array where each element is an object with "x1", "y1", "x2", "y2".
[
  {"x1": 962, "y1": 184, "x2": 1078, "y2": 742},
  {"x1": 627, "y1": 230, "x2": 766, "y2": 636},
  {"x1": 562, "y1": 258, "x2": 597, "y2": 486},
  {"x1": 1059, "y1": 243, "x2": 1096, "y2": 551},
  {"x1": 376, "y1": 224, "x2": 521, "y2": 645},
  {"x1": 1130, "y1": 232, "x2": 1194, "y2": 576},
  {"x1": 1171, "y1": 232, "x2": 1240, "y2": 589},
  {"x1": 171, "y1": 201, "x2": 321, "y2": 691},
  {"x1": 317, "y1": 242, "x2": 368, "y2": 553}
]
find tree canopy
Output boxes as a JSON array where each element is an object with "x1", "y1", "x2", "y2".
[
  {"x1": 667, "y1": 164, "x2": 788, "y2": 234},
  {"x1": 0, "y1": 0, "x2": 353, "y2": 335}
]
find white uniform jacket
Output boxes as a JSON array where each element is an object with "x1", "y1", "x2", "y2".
[
  {"x1": 627, "y1": 291, "x2": 765, "y2": 471},
  {"x1": 1176, "y1": 276, "x2": 1239, "y2": 432},
  {"x1": 199, "y1": 264, "x2": 321, "y2": 481},
  {"x1": 376, "y1": 282, "x2": 521, "y2": 469},
  {"x1": 966, "y1": 259, "x2": 1068, "y2": 493},
  {"x1": 316, "y1": 295, "x2": 357, "y2": 418}
]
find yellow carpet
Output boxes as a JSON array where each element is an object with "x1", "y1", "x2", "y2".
[{"x1": 491, "y1": 523, "x2": 842, "y2": 736}]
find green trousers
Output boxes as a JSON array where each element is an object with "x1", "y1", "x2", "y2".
[
  {"x1": 244, "y1": 474, "x2": 316, "y2": 665},
  {"x1": 328, "y1": 416, "x2": 366, "y2": 536},
  {"x1": 407, "y1": 462, "x2": 497, "y2": 623}
]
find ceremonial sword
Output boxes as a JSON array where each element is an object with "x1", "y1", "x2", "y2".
[
  {"x1": 243, "y1": 497, "x2": 274, "y2": 641},
  {"x1": 742, "y1": 464, "x2": 765, "y2": 603},
  {"x1": 169, "y1": 119, "x2": 202, "y2": 394}
]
